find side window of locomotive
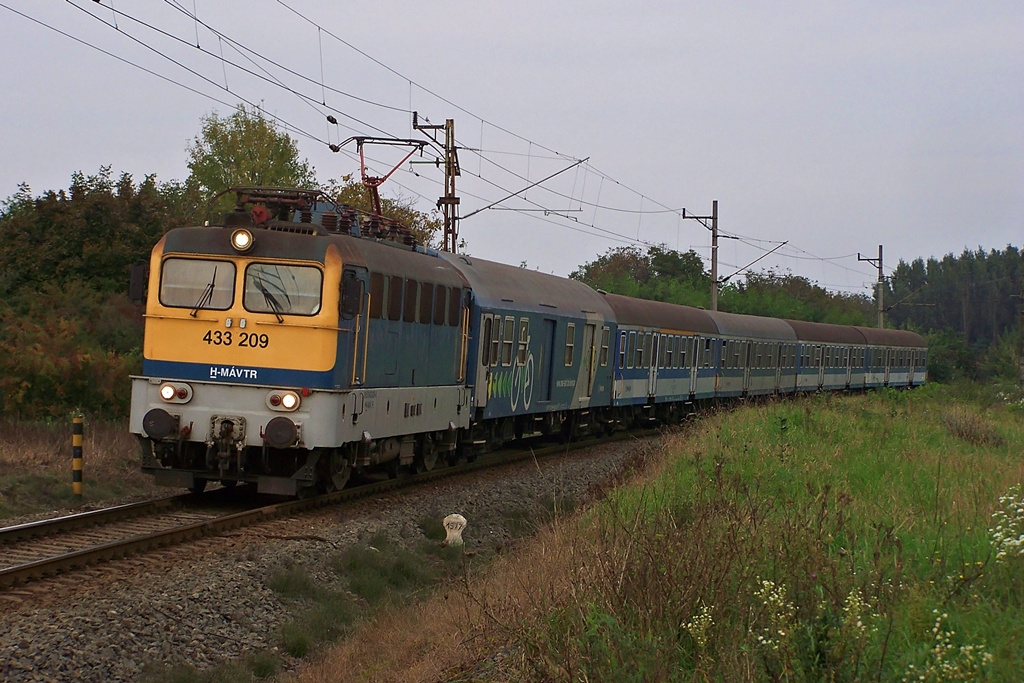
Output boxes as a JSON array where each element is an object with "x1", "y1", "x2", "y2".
[
  {"x1": 404, "y1": 280, "x2": 418, "y2": 323},
  {"x1": 434, "y1": 286, "x2": 447, "y2": 326},
  {"x1": 387, "y1": 276, "x2": 403, "y2": 321},
  {"x1": 369, "y1": 272, "x2": 384, "y2": 319},
  {"x1": 340, "y1": 271, "x2": 362, "y2": 320},
  {"x1": 600, "y1": 327, "x2": 610, "y2": 367},
  {"x1": 419, "y1": 283, "x2": 433, "y2": 324},
  {"x1": 481, "y1": 316, "x2": 492, "y2": 367},
  {"x1": 517, "y1": 318, "x2": 530, "y2": 365},
  {"x1": 448, "y1": 288, "x2": 462, "y2": 326},
  {"x1": 502, "y1": 315, "x2": 515, "y2": 366},
  {"x1": 564, "y1": 323, "x2": 576, "y2": 366},
  {"x1": 160, "y1": 258, "x2": 235, "y2": 310},
  {"x1": 244, "y1": 263, "x2": 322, "y2": 315}
]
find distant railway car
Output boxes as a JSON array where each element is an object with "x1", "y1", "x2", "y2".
[{"x1": 129, "y1": 186, "x2": 928, "y2": 496}]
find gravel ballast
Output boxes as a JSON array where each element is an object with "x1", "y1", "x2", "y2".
[{"x1": 0, "y1": 440, "x2": 649, "y2": 682}]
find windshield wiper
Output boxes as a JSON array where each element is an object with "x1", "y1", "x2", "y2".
[
  {"x1": 255, "y1": 273, "x2": 285, "y2": 323},
  {"x1": 190, "y1": 267, "x2": 218, "y2": 317}
]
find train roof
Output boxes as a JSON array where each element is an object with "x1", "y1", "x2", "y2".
[
  {"x1": 854, "y1": 327, "x2": 928, "y2": 348},
  {"x1": 600, "y1": 293, "x2": 718, "y2": 334},
  {"x1": 785, "y1": 319, "x2": 867, "y2": 345},
  {"x1": 705, "y1": 309, "x2": 798, "y2": 341},
  {"x1": 441, "y1": 253, "x2": 614, "y2": 318}
]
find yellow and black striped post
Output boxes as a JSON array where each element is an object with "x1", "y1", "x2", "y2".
[{"x1": 72, "y1": 415, "x2": 84, "y2": 503}]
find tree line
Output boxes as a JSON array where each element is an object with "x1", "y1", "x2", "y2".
[{"x1": 0, "y1": 106, "x2": 438, "y2": 419}]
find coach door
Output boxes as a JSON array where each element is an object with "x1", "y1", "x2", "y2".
[
  {"x1": 583, "y1": 323, "x2": 597, "y2": 398},
  {"x1": 688, "y1": 336, "x2": 700, "y2": 396},
  {"x1": 643, "y1": 333, "x2": 659, "y2": 397}
]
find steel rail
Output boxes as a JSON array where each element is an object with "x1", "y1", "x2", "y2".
[{"x1": 0, "y1": 429, "x2": 643, "y2": 590}]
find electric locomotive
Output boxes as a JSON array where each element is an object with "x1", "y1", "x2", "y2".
[{"x1": 130, "y1": 188, "x2": 472, "y2": 495}]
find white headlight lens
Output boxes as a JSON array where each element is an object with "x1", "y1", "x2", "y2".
[
  {"x1": 281, "y1": 393, "x2": 298, "y2": 409},
  {"x1": 231, "y1": 229, "x2": 254, "y2": 252},
  {"x1": 160, "y1": 384, "x2": 176, "y2": 401}
]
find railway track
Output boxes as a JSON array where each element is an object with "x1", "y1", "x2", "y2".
[{"x1": 0, "y1": 431, "x2": 638, "y2": 591}]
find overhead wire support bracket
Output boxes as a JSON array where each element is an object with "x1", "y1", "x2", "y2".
[{"x1": 461, "y1": 157, "x2": 589, "y2": 221}]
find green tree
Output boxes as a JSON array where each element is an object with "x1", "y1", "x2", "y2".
[{"x1": 186, "y1": 105, "x2": 316, "y2": 218}]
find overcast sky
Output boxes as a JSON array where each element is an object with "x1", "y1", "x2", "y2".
[{"x1": 1, "y1": 1, "x2": 1021, "y2": 296}]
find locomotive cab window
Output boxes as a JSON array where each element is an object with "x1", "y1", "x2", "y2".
[
  {"x1": 160, "y1": 258, "x2": 235, "y2": 310},
  {"x1": 243, "y1": 263, "x2": 322, "y2": 316},
  {"x1": 340, "y1": 271, "x2": 362, "y2": 320}
]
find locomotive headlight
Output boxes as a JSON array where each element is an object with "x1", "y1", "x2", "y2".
[
  {"x1": 158, "y1": 382, "x2": 192, "y2": 404},
  {"x1": 230, "y1": 228, "x2": 254, "y2": 253},
  {"x1": 267, "y1": 390, "x2": 300, "y2": 412}
]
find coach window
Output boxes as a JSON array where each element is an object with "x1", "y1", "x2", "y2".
[
  {"x1": 626, "y1": 331, "x2": 635, "y2": 369},
  {"x1": 419, "y1": 282, "x2": 433, "y2": 324},
  {"x1": 490, "y1": 316, "x2": 502, "y2": 367},
  {"x1": 502, "y1": 315, "x2": 515, "y2": 366},
  {"x1": 600, "y1": 327, "x2": 610, "y2": 366},
  {"x1": 564, "y1": 323, "x2": 576, "y2": 366},
  {"x1": 665, "y1": 337, "x2": 674, "y2": 369},
  {"x1": 517, "y1": 318, "x2": 530, "y2": 365},
  {"x1": 244, "y1": 263, "x2": 322, "y2": 316},
  {"x1": 481, "y1": 317, "x2": 492, "y2": 367},
  {"x1": 644, "y1": 333, "x2": 653, "y2": 368},
  {"x1": 162, "y1": 258, "x2": 236, "y2": 311},
  {"x1": 618, "y1": 331, "x2": 627, "y2": 369},
  {"x1": 633, "y1": 332, "x2": 643, "y2": 368},
  {"x1": 433, "y1": 286, "x2": 447, "y2": 325},
  {"x1": 448, "y1": 288, "x2": 462, "y2": 326}
]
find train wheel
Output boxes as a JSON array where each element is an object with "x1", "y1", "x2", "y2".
[
  {"x1": 416, "y1": 436, "x2": 438, "y2": 473},
  {"x1": 323, "y1": 450, "x2": 352, "y2": 492}
]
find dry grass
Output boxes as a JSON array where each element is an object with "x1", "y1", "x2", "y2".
[
  {"x1": 294, "y1": 440, "x2": 675, "y2": 683},
  {"x1": 0, "y1": 418, "x2": 160, "y2": 517},
  {"x1": 296, "y1": 518, "x2": 582, "y2": 682},
  {"x1": 941, "y1": 406, "x2": 1005, "y2": 447}
]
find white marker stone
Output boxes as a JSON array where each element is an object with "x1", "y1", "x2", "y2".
[{"x1": 443, "y1": 513, "x2": 467, "y2": 546}]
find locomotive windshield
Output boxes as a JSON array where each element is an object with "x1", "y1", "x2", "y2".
[
  {"x1": 243, "y1": 263, "x2": 323, "y2": 316},
  {"x1": 160, "y1": 258, "x2": 235, "y2": 311}
]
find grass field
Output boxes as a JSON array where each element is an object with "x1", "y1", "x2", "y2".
[{"x1": 300, "y1": 382, "x2": 1024, "y2": 682}]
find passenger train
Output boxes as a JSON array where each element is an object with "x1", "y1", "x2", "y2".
[{"x1": 129, "y1": 187, "x2": 927, "y2": 495}]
